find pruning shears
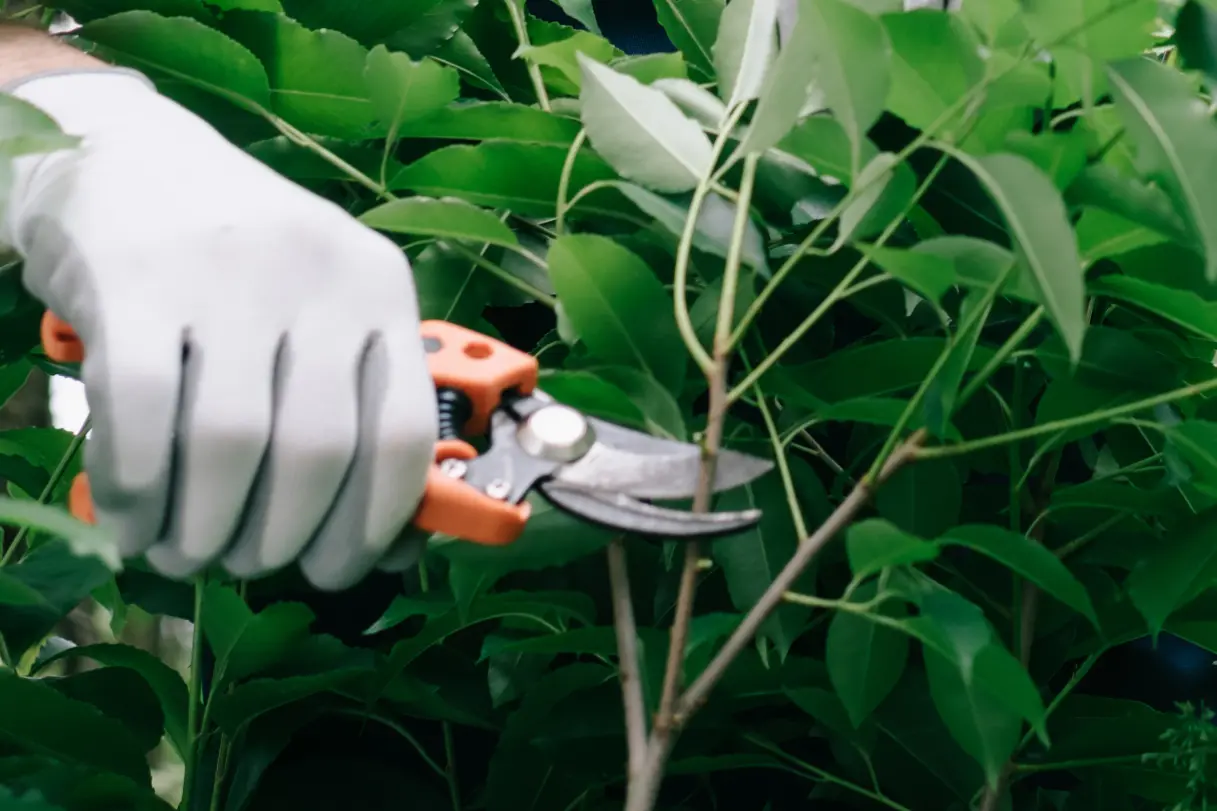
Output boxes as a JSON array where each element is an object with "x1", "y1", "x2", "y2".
[{"x1": 40, "y1": 313, "x2": 773, "y2": 546}]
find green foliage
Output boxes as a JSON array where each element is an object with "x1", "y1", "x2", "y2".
[{"x1": 5, "y1": 0, "x2": 1217, "y2": 809}]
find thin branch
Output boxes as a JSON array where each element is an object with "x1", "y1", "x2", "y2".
[
  {"x1": 607, "y1": 538, "x2": 647, "y2": 779},
  {"x1": 504, "y1": 0, "x2": 550, "y2": 111},
  {"x1": 917, "y1": 374, "x2": 1217, "y2": 459},
  {"x1": 678, "y1": 430, "x2": 926, "y2": 720}
]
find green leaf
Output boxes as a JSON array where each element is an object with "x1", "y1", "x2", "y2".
[
  {"x1": 918, "y1": 236, "x2": 1038, "y2": 303},
  {"x1": 940, "y1": 524, "x2": 1099, "y2": 627},
  {"x1": 1088, "y1": 275, "x2": 1217, "y2": 342},
  {"x1": 216, "y1": 10, "x2": 380, "y2": 139},
  {"x1": 950, "y1": 151, "x2": 1086, "y2": 362},
  {"x1": 518, "y1": 31, "x2": 621, "y2": 94},
  {"x1": 1107, "y1": 57, "x2": 1217, "y2": 282},
  {"x1": 547, "y1": 235, "x2": 687, "y2": 392},
  {"x1": 0, "y1": 541, "x2": 113, "y2": 663},
  {"x1": 1035, "y1": 326, "x2": 1181, "y2": 392},
  {"x1": 737, "y1": 0, "x2": 817, "y2": 156},
  {"x1": 586, "y1": 365, "x2": 688, "y2": 440},
  {"x1": 845, "y1": 518, "x2": 940, "y2": 580},
  {"x1": 1003, "y1": 130, "x2": 1088, "y2": 191},
  {"x1": 911, "y1": 592, "x2": 1044, "y2": 786},
  {"x1": 360, "y1": 197, "x2": 518, "y2": 248},
  {"x1": 1127, "y1": 502, "x2": 1217, "y2": 639},
  {"x1": 803, "y1": 0, "x2": 891, "y2": 174},
  {"x1": 577, "y1": 54, "x2": 714, "y2": 193},
  {"x1": 377, "y1": 593, "x2": 598, "y2": 691},
  {"x1": 614, "y1": 182, "x2": 768, "y2": 272},
  {"x1": 612, "y1": 52, "x2": 689, "y2": 84},
  {"x1": 365, "y1": 45, "x2": 460, "y2": 147},
  {"x1": 827, "y1": 581, "x2": 909, "y2": 728},
  {"x1": 0, "y1": 94, "x2": 79, "y2": 160},
  {"x1": 431, "y1": 30, "x2": 510, "y2": 99},
  {"x1": 0, "y1": 670, "x2": 150, "y2": 785},
  {"x1": 875, "y1": 459, "x2": 962, "y2": 539},
  {"x1": 278, "y1": 0, "x2": 478, "y2": 56},
  {"x1": 1066, "y1": 163, "x2": 1194, "y2": 249},
  {"x1": 1178, "y1": 0, "x2": 1217, "y2": 86},
  {"x1": 652, "y1": 0, "x2": 725, "y2": 79},
  {"x1": 391, "y1": 142, "x2": 618, "y2": 217},
  {"x1": 838, "y1": 152, "x2": 902, "y2": 247},
  {"x1": 429, "y1": 497, "x2": 614, "y2": 592},
  {"x1": 1166, "y1": 420, "x2": 1217, "y2": 499},
  {"x1": 1074, "y1": 208, "x2": 1167, "y2": 264},
  {"x1": 34, "y1": 643, "x2": 189, "y2": 760},
  {"x1": 923, "y1": 645, "x2": 1021, "y2": 789},
  {"x1": 713, "y1": 0, "x2": 779, "y2": 109},
  {"x1": 537, "y1": 370, "x2": 649, "y2": 433},
  {"x1": 0, "y1": 786, "x2": 66, "y2": 811},
  {"x1": 200, "y1": 583, "x2": 314, "y2": 687},
  {"x1": 78, "y1": 11, "x2": 272, "y2": 108},
  {"x1": 552, "y1": 0, "x2": 602, "y2": 34},
  {"x1": 782, "y1": 337, "x2": 995, "y2": 404},
  {"x1": 43, "y1": 667, "x2": 164, "y2": 754},
  {"x1": 49, "y1": 0, "x2": 213, "y2": 23},
  {"x1": 864, "y1": 245, "x2": 955, "y2": 305},
  {"x1": 1020, "y1": 0, "x2": 1157, "y2": 107},
  {"x1": 401, "y1": 101, "x2": 581, "y2": 144},
  {"x1": 882, "y1": 8, "x2": 984, "y2": 137}
]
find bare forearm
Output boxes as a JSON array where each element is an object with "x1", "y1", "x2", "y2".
[{"x1": 0, "y1": 25, "x2": 105, "y2": 86}]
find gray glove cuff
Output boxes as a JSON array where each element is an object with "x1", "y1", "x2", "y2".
[{"x1": 1, "y1": 66, "x2": 155, "y2": 95}]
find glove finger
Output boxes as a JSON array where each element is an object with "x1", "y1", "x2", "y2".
[
  {"x1": 85, "y1": 318, "x2": 185, "y2": 557},
  {"x1": 158, "y1": 328, "x2": 278, "y2": 567},
  {"x1": 222, "y1": 321, "x2": 364, "y2": 579},
  {"x1": 299, "y1": 322, "x2": 437, "y2": 591}
]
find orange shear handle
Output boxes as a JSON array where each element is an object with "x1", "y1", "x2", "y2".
[{"x1": 40, "y1": 312, "x2": 537, "y2": 548}]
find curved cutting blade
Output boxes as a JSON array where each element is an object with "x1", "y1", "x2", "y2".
[
  {"x1": 553, "y1": 418, "x2": 773, "y2": 500},
  {"x1": 539, "y1": 480, "x2": 762, "y2": 538}
]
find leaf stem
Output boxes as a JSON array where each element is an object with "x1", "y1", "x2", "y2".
[
  {"x1": 505, "y1": 0, "x2": 551, "y2": 112},
  {"x1": 955, "y1": 306, "x2": 1046, "y2": 412},
  {"x1": 443, "y1": 722, "x2": 461, "y2": 811},
  {"x1": 447, "y1": 241, "x2": 557, "y2": 308},
  {"x1": 556, "y1": 128, "x2": 589, "y2": 236},
  {"x1": 918, "y1": 375, "x2": 1217, "y2": 460},
  {"x1": 182, "y1": 576, "x2": 206, "y2": 811},
  {"x1": 0, "y1": 413, "x2": 90, "y2": 567},
  {"x1": 866, "y1": 225, "x2": 1014, "y2": 482},
  {"x1": 715, "y1": 153, "x2": 759, "y2": 353},
  {"x1": 729, "y1": 155, "x2": 948, "y2": 403},
  {"x1": 743, "y1": 734, "x2": 913, "y2": 811},
  {"x1": 673, "y1": 103, "x2": 750, "y2": 375}
]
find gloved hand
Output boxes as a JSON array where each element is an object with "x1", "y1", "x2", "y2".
[{"x1": 1, "y1": 68, "x2": 438, "y2": 591}]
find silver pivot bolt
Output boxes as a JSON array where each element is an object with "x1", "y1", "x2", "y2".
[
  {"x1": 516, "y1": 404, "x2": 596, "y2": 463},
  {"x1": 439, "y1": 458, "x2": 468, "y2": 479},
  {"x1": 484, "y1": 479, "x2": 512, "y2": 501}
]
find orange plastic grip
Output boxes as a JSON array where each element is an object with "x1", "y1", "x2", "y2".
[
  {"x1": 41, "y1": 313, "x2": 541, "y2": 547},
  {"x1": 41, "y1": 311, "x2": 84, "y2": 364}
]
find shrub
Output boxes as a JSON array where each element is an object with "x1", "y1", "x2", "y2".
[{"x1": 3, "y1": 0, "x2": 1217, "y2": 809}]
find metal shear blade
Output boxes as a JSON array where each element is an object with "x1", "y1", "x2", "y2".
[
  {"x1": 557, "y1": 418, "x2": 775, "y2": 500},
  {"x1": 490, "y1": 391, "x2": 775, "y2": 536},
  {"x1": 540, "y1": 480, "x2": 763, "y2": 538}
]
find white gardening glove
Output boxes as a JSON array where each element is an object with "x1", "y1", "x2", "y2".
[{"x1": 1, "y1": 69, "x2": 438, "y2": 591}]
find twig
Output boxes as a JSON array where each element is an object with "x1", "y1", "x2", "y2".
[
  {"x1": 0, "y1": 413, "x2": 91, "y2": 566},
  {"x1": 980, "y1": 449, "x2": 1060, "y2": 811},
  {"x1": 607, "y1": 538, "x2": 647, "y2": 779},
  {"x1": 678, "y1": 431, "x2": 925, "y2": 720},
  {"x1": 504, "y1": 0, "x2": 550, "y2": 111}
]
